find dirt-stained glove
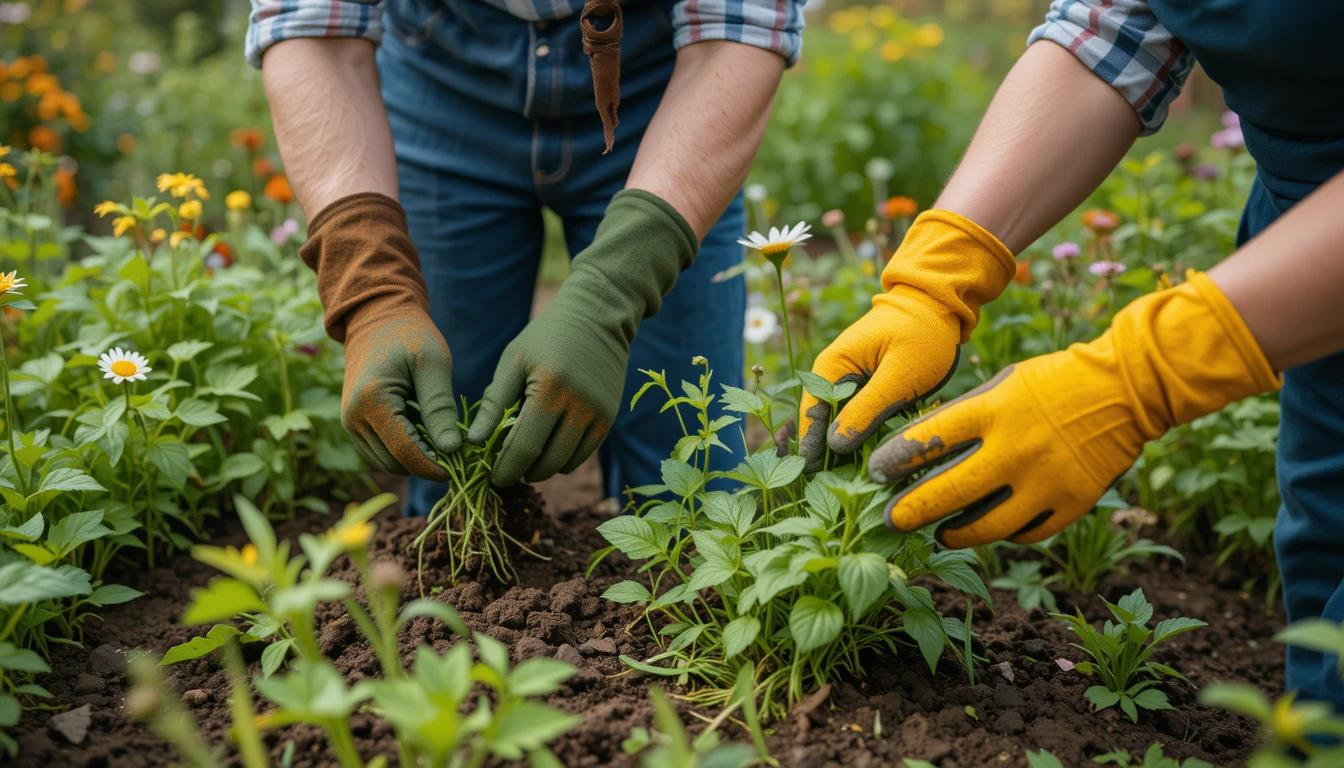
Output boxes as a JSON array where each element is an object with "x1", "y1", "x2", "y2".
[
  {"x1": 799, "y1": 210, "x2": 1015, "y2": 471},
  {"x1": 468, "y1": 189, "x2": 697, "y2": 486},
  {"x1": 299, "y1": 193, "x2": 459, "y2": 481},
  {"x1": 872, "y1": 271, "x2": 1282, "y2": 548}
]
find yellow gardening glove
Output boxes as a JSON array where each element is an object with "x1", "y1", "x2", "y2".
[
  {"x1": 871, "y1": 272, "x2": 1282, "y2": 548},
  {"x1": 799, "y1": 210, "x2": 1016, "y2": 471}
]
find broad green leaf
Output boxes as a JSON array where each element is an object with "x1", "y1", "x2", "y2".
[
  {"x1": 722, "y1": 616, "x2": 760, "y2": 659},
  {"x1": 789, "y1": 596, "x2": 843, "y2": 653},
  {"x1": 1274, "y1": 619, "x2": 1344, "y2": 656},
  {"x1": 601, "y1": 581, "x2": 653, "y2": 604},
  {"x1": 1150, "y1": 616, "x2": 1208, "y2": 645},
  {"x1": 160, "y1": 624, "x2": 254, "y2": 665},
  {"x1": 1197, "y1": 682, "x2": 1272, "y2": 720},
  {"x1": 38, "y1": 468, "x2": 106, "y2": 494},
  {"x1": 902, "y1": 608, "x2": 946, "y2": 673},
  {"x1": 216, "y1": 453, "x2": 267, "y2": 485},
  {"x1": 928, "y1": 551, "x2": 993, "y2": 606},
  {"x1": 88, "y1": 584, "x2": 143, "y2": 606},
  {"x1": 1024, "y1": 750, "x2": 1066, "y2": 768},
  {"x1": 1131, "y1": 687, "x2": 1171, "y2": 711},
  {"x1": 660, "y1": 459, "x2": 703, "y2": 498},
  {"x1": 262, "y1": 638, "x2": 293, "y2": 677},
  {"x1": 485, "y1": 701, "x2": 582, "y2": 760},
  {"x1": 719, "y1": 384, "x2": 764, "y2": 414},
  {"x1": 727, "y1": 451, "x2": 805, "y2": 490},
  {"x1": 507, "y1": 658, "x2": 577, "y2": 697},
  {"x1": 1085, "y1": 685, "x2": 1121, "y2": 710},
  {"x1": 0, "y1": 512, "x2": 43, "y2": 542},
  {"x1": 596, "y1": 516, "x2": 666, "y2": 560},
  {"x1": 176, "y1": 398, "x2": 228, "y2": 427},
  {"x1": 838, "y1": 553, "x2": 888, "y2": 620},
  {"x1": 271, "y1": 579, "x2": 349, "y2": 616},
  {"x1": 147, "y1": 440, "x2": 192, "y2": 489},
  {"x1": 182, "y1": 578, "x2": 267, "y2": 624},
  {"x1": 0, "y1": 561, "x2": 91, "y2": 605},
  {"x1": 11, "y1": 543, "x2": 57, "y2": 565},
  {"x1": 667, "y1": 624, "x2": 706, "y2": 653},
  {"x1": 46, "y1": 511, "x2": 110, "y2": 556},
  {"x1": 0, "y1": 642, "x2": 50, "y2": 674},
  {"x1": 167, "y1": 340, "x2": 213, "y2": 362}
]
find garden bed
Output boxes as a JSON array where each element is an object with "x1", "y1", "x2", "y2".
[{"x1": 9, "y1": 468, "x2": 1281, "y2": 768}]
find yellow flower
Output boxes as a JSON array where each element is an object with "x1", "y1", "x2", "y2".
[
  {"x1": 0, "y1": 145, "x2": 9, "y2": 159},
  {"x1": 225, "y1": 190, "x2": 252, "y2": 211},
  {"x1": 331, "y1": 519, "x2": 374, "y2": 549},
  {"x1": 0, "y1": 271, "x2": 27, "y2": 295},
  {"x1": 880, "y1": 40, "x2": 906, "y2": 63},
  {"x1": 859, "y1": 260, "x2": 876, "y2": 277},
  {"x1": 170, "y1": 231, "x2": 191, "y2": 248},
  {"x1": 914, "y1": 23, "x2": 945, "y2": 48},
  {"x1": 0, "y1": 163, "x2": 13, "y2": 179},
  {"x1": 851, "y1": 28, "x2": 878, "y2": 52},
  {"x1": 112, "y1": 216, "x2": 137, "y2": 237},
  {"x1": 98, "y1": 348, "x2": 152, "y2": 384},
  {"x1": 738, "y1": 222, "x2": 813, "y2": 260},
  {"x1": 827, "y1": 10, "x2": 857, "y2": 35},
  {"x1": 1272, "y1": 693, "x2": 1310, "y2": 750},
  {"x1": 178, "y1": 200, "x2": 203, "y2": 220},
  {"x1": 94, "y1": 200, "x2": 120, "y2": 217},
  {"x1": 870, "y1": 5, "x2": 896, "y2": 27},
  {"x1": 150, "y1": 229, "x2": 166, "y2": 244},
  {"x1": 156, "y1": 172, "x2": 209, "y2": 200},
  {"x1": 241, "y1": 543, "x2": 258, "y2": 565}
]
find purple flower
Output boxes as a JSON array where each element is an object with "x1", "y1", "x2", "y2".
[
  {"x1": 1052, "y1": 242, "x2": 1081, "y2": 261},
  {"x1": 1211, "y1": 126, "x2": 1244, "y2": 150},
  {"x1": 271, "y1": 217, "x2": 300, "y2": 244},
  {"x1": 1221, "y1": 111, "x2": 1240, "y2": 129},
  {"x1": 1191, "y1": 163, "x2": 1220, "y2": 180},
  {"x1": 1089, "y1": 261, "x2": 1126, "y2": 278}
]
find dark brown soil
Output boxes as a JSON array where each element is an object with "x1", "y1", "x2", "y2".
[{"x1": 7, "y1": 463, "x2": 1281, "y2": 768}]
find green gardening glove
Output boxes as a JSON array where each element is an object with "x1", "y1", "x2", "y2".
[{"x1": 467, "y1": 189, "x2": 697, "y2": 485}]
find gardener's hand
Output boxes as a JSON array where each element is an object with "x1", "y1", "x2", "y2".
[
  {"x1": 469, "y1": 189, "x2": 698, "y2": 486},
  {"x1": 871, "y1": 272, "x2": 1281, "y2": 548},
  {"x1": 299, "y1": 193, "x2": 461, "y2": 481},
  {"x1": 799, "y1": 211, "x2": 1016, "y2": 472}
]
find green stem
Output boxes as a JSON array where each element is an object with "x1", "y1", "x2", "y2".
[
  {"x1": 0, "y1": 338, "x2": 27, "y2": 496},
  {"x1": 771, "y1": 260, "x2": 797, "y2": 384}
]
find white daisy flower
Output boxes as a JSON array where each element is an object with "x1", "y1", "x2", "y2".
[
  {"x1": 743, "y1": 307, "x2": 779, "y2": 344},
  {"x1": 0, "y1": 271, "x2": 27, "y2": 295},
  {"x1": 737, "y1": 222, "x2": 812, "y2": 259},
  {"x1": 98, "y1": 348, "x2": 152, "y2": 385}
]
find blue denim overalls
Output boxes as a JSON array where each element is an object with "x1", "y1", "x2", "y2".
[
  {"x1": 1149, "y1": 0, "x2": 1344, "y2": 708},
  {"x1": 375, "y1": 0, "x2": 748, "y2": 513}
]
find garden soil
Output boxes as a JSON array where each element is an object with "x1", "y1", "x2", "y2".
[{"x1": 8, "y1": 463, "x2": 1281, "y2": 768}]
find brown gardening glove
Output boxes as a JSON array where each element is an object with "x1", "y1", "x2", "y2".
[{"x1": 299, "y1": 193, "x2": 459, "y2": 481}]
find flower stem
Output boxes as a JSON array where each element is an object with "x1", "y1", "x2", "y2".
[
  {"x1": 0, "y1": 338, "x2": 28, "y2": 497},
  {"x1": 771, "y1": 259, "x2": 797, "y2": 384}
]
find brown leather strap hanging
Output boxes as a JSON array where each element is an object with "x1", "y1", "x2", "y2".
[{"x1": 580, "y1": 0, "x2": 623, "y2": 154}]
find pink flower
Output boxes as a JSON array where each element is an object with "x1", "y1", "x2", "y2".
[
  {"x1": 1089, "y1": 261, "x2": 1126, "y2": 278},
  {"x1": 822, "y1": 209, "x2": 845, "y2": 228},
  {"x1": 1191, "y1": 163, "x2": 1219, "y2": 180},
  {"x1": 1211, "y1": 126, "x2": 1244, "y2": 150},
  {"x1": 1221, "y1": 111, "x2": 1240, "y2": 129},
  {"x1": 271, "y1": 218, "x2": 300, "y2": 244},
  {"x1": 1051, "y1": 242, "x2": 1081, "y2": 261}
]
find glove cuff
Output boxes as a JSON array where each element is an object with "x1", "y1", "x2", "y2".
[
  {"x1": 299, "y1": 192, "x2": 432, "y2": 344},
  {"x1": 1109, "y1": 270, "x2": 1282, "y2": 440},
  {"x1": 880, "y1": 209, "x2": 1016, "y2": 343}
]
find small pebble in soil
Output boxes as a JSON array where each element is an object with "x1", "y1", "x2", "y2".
[
  {"x1": 181, "y1": 689, "x2": 211, "y2": 707},
  {"x1": 555, "y1": 644, "x2": 585, "y2": 667},
  {"x1": 992, "y1": 682, "x2": 1024, "y2": 709},
  {"x1": 579, "y1": 637, "x2": 617, "y2": 656},
  {"x1": 993, "y1": 710, "x2": 1026, "y2": 735},
  {"x1": 1017, "y1": 638, "x2": 1047, "y2": 658},
  {"x1": 88, "y1": 645, "x2": 126, "y2": 679},
  {"x1": 49, "y1": 704, "x2": 92, "y2": 744},
  {"x1": 513, "y1": 636, "x2": 553, "y2": 662}
]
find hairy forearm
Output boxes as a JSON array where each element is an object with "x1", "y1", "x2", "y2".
[
  {"x1": 1210, "y1": 170, "x2": 1344, "y2": 371},
  {"x1": 626, "y1": 41, "x2": 785, "y2": 240},
  {"x1": 261, "y1": 38, "x2": 399, "y2": 218},
  {"x1": 935, "y1": 42, "x2": 1140, "y2": 253}
]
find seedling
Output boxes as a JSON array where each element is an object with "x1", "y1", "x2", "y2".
[
  {"x1": 1052, "y1": 588, "x2": 1205, "y2": 723},
  {"x1": 1031, "y1": 504, "x2": 1183, "y2": 595},
  {"x1": 991, "y1": 560, "x2": 1060, "y2": 613},
  {"x1": 1093, "y1": 743, "x2": 1214, "y2": 768}
]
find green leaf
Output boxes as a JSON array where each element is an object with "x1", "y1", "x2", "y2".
[
  {"x1": 88, "y1": 584, "x2": 143, "y2": 606},
  {"x1": 1119, "y1": 695, "x2": 1139, "y2": 723},
  {"x1": 216, "y1": 453, "x2": 267, "y2": 485},
  {"x1": 0, "y1": 694, "x2": 18, "y2": 730},
  {"x1": 1085, "y1": 685, "x2": 1121, "y2": 711},
  {"x1": 182, "y1": 578, "x2": 267, "y2": 624},
  {"x1": 1131, "y1": 687, "x2": 1171, "y2": 711},
  {"x1": 0, "y1": 642, "x2": 50, "y2": 674},
  {"x1": 399, "y1": 599, "x2": 470, "y2": 637},
  {"x1": 688, "y1": 561, "x2": 737, "y2": 592},
  {"x1": 902, "y1": 608, "x2": 946, "y2": 673},
  {"x1": 797, "y1": 371, "x2": 858, "y2": 404},
  {"x1": 719, "y1": 384, "x2": 764, "y2": 414},
  {"x1": 119, "y1": 253, "x2": 150, "y2": 286},
  {"x1": 618, "y1": 655, "x2": 684, "y2": 677},
  {"x1": 167, "y1": 340, "x2": 213, "y2": 363},
  {"x1": 0, "y1": 512, "x2": 43, "y2": 542},
  {"x1": 660, "y1": 459, "x2": 704, "y2": 498},
  {"x1": 507, "y1": 658, "x2": 577, "y2": 697},
  {"x1": 722, "y1": 616, "x2": 760, "y2": 660},
  {"x1": 727, "y1": 451, "x2": 805, "y2": 490},
  {"x1": 486, "y1": 701, "x2": 582, "y2": 760},
  {"x1": 838, "y1": 553, "x2": 888, "y2": 620},
  {"x1": 0, "y1": 562, "x2": 92, "y2": 605},
  {"x1": 261, "y1": 638, "x2": 293, "y2": 677},
  {"x1": 928, "y1": 551, "x2": 993, "y2": 606},
  {"x1": 160, "y1": 624, "x2": 253, "y2": 665},
  {"x1": 46, "y1": 511, "x2": 110, "y2": 556},
  {"x1": 38, "y1": 468, "x2": 106, "y2": 494},
  {"x1": 596, "y1": 516, "x2": 667, "y2": 560},
  {"x1": 1197, "y1": 682, "x2": 1272, "y2": 721},
  {"x1": 789, "y1": 596, "x2": 843, "y2": 653},
  {"x1": 601, "y1": 581, "x2": 653, "y2": 604},
  {"x1": 147, "y1": 440, "x2": 191, "y2": 489},
  {"x1": 11, "y1": 543, "x2": 57, "y2": 565},
  {"x1": 1024, "y1": 750, "x2": 1066, "y2": 768},
  {"x1": 175, "y1": 398, "x2": 228, "y2": 427},
  {"x1": 1274, "y1": 619, "x2": 1344, "y2": 656}
]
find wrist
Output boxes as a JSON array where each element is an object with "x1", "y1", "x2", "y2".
[{"x1": 882, "y1": 210, "x2": 1016, "y2": 342}]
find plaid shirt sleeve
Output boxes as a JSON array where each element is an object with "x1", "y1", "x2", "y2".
[
  {"x1": 1027, "y1": 0, "x2": 1194, "y2": 135},
  {"x1": 246, "y1": 1, "x2": 383, "y2": 68},
  {"x1": 671, "y1": 0, "x2": 806, "y2": 66}
]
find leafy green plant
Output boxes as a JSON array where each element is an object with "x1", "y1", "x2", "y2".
[
  {"x1": 622, "y1": 668, "x2": 770, "y2": 768},
  {"x1": 991, "y1": 560, "x2": 1060, "y2": 613},
  {"x1": 1093, "y1": 743, "x2": 1214, "y2": 768},
  {"x1": 595, "y1": 359, "x2": 989, "y2": 717},
  {"x1": 1030, "y1": 501, "x2": 1183, "y2": 596},
  {"x1": 1052, "y1": 588, "x2": 1206, "y2": 723},
  {"x1": 410, "y1": 401, "x2": 545, "y2": 587},
  {"x1": 154, "y1": 492, "x2": 579, "y2": 767}
]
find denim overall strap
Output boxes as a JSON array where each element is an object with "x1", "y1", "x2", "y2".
[{"x1": 1149, "y1": 0, "x2": 1344, "y2": 709}]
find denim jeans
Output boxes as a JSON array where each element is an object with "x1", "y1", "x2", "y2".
[{"x1": 376, "y1": 0, "x2": 747, "y2": 515}]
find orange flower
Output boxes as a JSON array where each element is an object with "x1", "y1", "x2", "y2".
[
  {"x1": 116, "y1": 134, "x2": 136, "y2": 155},
  {"x1": 263, "y1": 174, "x2": 294, "y2": 204},
  {"x1": 25, "y1": 73, "x2": 59, "y2": 98},
  {"x1": 28, "y1": 126, "x2": 60, "y2": 153},
  {"x1": 0, "y1": 82, "x2": 22, "y2": 103},
  {"x1": 54, "y1": 168, "x2": 76, "y2": 208},
  {"x1": 29, "y1": 56, "x2": 47, "y2": 74},
  {"x1": 252, "y1": 156, "x2": 275, "y2": 178},
  {"x1": 1013, "y1": 260, "x2": 1033, "y2": 286},
  {"x1": 883, "y1": 196, "x2": 918, "y2": 219},
  {"x1": 229, "y1": 127, "x2": 265, "y2": 152},
  {"x1": 8, "y1": 57, "x2": 31, "y2": 80},
  {"x1": 212, "y1": 242, "x2": 234, "y2": 262},
  {"x1": 1081, "y1": 208, "x2": 1120, "y2": 235},
  {"x1": 180, "y1": 220, "x2": 208, "y2": 241}
]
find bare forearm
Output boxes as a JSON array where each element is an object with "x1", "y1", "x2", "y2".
[
  {"x1": 626, "y1": 41, "x2": 785, "y2": 240},
  {"x1": 935, "y1": 42, "x2": 1140, "y2": 253},
  {"x1": 261, "y1": 38, "x2": 399, "y2": 218},
  {"x1": 1210, "y1": 171, "x2": 1344, "y2": 371}
]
